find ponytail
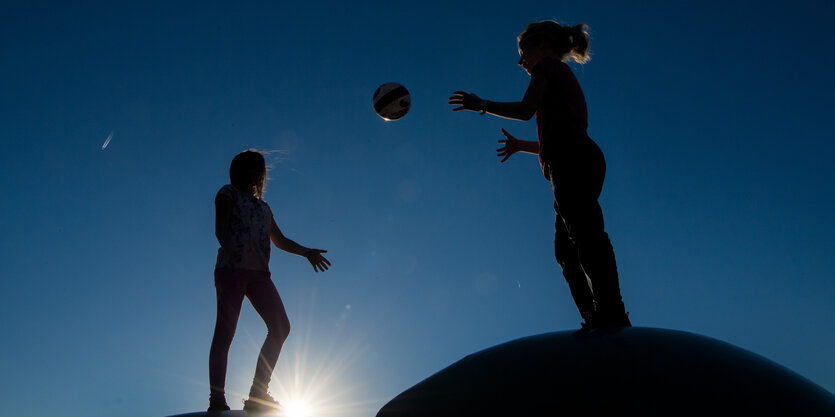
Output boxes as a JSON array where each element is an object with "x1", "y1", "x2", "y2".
[
  {"x1": 566, "y1": 23, "x2": 590, "y2": 64},
  {"x1": 518, "y1": 20, "x2": 591, "y2": 64}
]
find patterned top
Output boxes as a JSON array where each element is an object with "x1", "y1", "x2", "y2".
[{"x1": 215, "y1": 184, "x2": 274, "y2": 271}]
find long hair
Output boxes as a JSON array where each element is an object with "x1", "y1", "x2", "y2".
[
  {"x1": 518, "y1": 20, "x2": 590, "y2": 64},
  {"x1": 229, "y1": 150, "x2": 267, "y2": 199}
]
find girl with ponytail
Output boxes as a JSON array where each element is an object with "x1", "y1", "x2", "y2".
[{"x1": 449, "y1": 20, "x2": 630, "y2": 328}]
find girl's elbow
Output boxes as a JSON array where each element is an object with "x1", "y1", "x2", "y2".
[
  {"x1": 519, "y1": 106, "x2": 536, "y2": 121},
  {"x1": 274, "y1": 236, "x2": 290, "y2": 250},
  {"x1": 510, "y1": 111, "x2": 534, "y2": 121}
]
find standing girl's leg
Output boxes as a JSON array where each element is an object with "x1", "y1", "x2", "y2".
[
  {"x1": 567, "y1": 200, "x2": 627, "y2": 324},
  {"x1": 209, "y1": 268, "x2": 250, "y2": 400},
  {"x1": 554, "y1": 202, "x2": 596, "y2": 323},
  {"x1": 244, "y1": 270, "x2": 291, "y2": 400},
  {"x1": 550, "y1": 138, "x2": 629, "y2": 326}
]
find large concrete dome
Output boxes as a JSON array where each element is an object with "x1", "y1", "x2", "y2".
[{"x1": 376, "y1": 327, "x2": 835, "y2": 417}]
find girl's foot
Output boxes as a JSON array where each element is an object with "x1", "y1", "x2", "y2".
[
  {"x1": 208, "y1": 393, "x2": 231, "y2": 411},
  {"x1": 243, "y1": 391, "x2": 282, "y2": 413}
]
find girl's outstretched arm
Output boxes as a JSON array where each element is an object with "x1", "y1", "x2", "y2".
[
  {"x1": 449, "y1": 71, "x2": 547, "y2": 120},
  {"x1": 497, "y1": 128, "x2": 538, "y2": 162},
  {"x1": 270, "y1": 218, "x2": 331, "y2": 272}
]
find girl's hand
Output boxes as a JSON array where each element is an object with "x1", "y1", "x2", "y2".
[
  {"x1": 448, "y1": 91, "x2": 482, "y2": 112},
  {"x1": 497, "y1": 128, "x2": 521, "y2": 163},
  {"x1": 305, "y1": 249, "x2": 331, "y2": 272}
]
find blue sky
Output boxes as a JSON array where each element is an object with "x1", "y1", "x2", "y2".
[{"x1": 1, "y1": 1, "x2": 833, "y2": 416}]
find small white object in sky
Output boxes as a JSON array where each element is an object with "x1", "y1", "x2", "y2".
[
  {"x1": 517, "y1": 281, "x2": 521, "y2": 288},
  {"x1": 102, "y1": 131, "x2": 113, "y2": 150}
]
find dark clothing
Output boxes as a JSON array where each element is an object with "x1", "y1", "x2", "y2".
[
  {"x1": 209, "y1": 268, "x2": 290, "y2": 398},
  {"x1": 547, "y1": 137, "x2": 625, "y2": 320},
  {"x1": 532, "y1": 56, "x2": 628, "y2": 322},
  {"x1": 533, "y1": 57, "x2": 589, "y2": 180}
]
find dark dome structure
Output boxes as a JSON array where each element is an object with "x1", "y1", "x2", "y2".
[
  {"x1": 166, "y1": 411, "x2": 248, "y2": 417},
  {"x1": 376, "y1": 327, "x2": 835, "y2": 417}
]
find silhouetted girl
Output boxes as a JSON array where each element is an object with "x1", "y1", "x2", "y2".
[
  {"x1": 449, "y1": 20, "x2": 630, "y2": 328},
  {"x1": 209, "y1": 150, "x2": 330, "y2": 412}
]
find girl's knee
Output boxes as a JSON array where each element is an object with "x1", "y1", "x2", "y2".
[
  {"x1": 560, "y1": 262, "x2": 585, "y2": 283},
  {"x1": 267, "y1": 317, "x2": 290, "y2": 342}
]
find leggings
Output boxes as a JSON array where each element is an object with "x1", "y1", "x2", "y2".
[
  {"x1": 209, "y1": 268, "x2": 290, "y2": 397},
  {"x1": 547, "y1": 136, "x2": 626, "y2": 319}
]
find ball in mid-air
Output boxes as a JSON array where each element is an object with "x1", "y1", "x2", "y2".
[{"x1": 373, "y1": 83, "x2": 411, "y2": 121}]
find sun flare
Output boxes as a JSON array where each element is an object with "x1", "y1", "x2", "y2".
[
  {"x1": 224, "y1": 289, "x2": 383, "y2": 417},
  {"x1": 284, "y1": 399, "x2": 310, "y2": 417}
]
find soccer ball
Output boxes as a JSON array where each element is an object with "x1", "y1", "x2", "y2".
[{"x1": 373, "y1": 83, "x2": 411, "y2": 121}]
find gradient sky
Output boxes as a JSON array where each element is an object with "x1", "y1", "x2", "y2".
[{"x1": 1, "y1": 1, "x2": 834, "y2": 416}]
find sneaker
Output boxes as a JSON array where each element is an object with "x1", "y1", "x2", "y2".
[
  {"x1": 243, "y1": 391, "x2": 282, "y2": 413},
  {"x1": 208, "y1": 394, "x2": 231, "y2": 412}
]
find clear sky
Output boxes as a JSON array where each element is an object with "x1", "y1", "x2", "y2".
[{"x1": 1, "y1": 1, "x2": 834, "y2": 416}]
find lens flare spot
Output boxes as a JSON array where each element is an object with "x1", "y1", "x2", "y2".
[{"x1": 285, "y1": 400, "x2": 309, "y2": 417}]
